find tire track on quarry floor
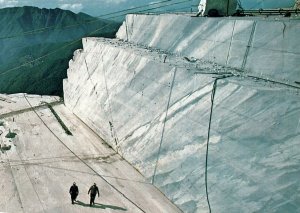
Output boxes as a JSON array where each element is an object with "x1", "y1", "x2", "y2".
[
  {"x1": 0, "y1": 100, "x2": 62, "y2": 119},
  {"x1": 0, "y1": 152, "x2": 152, "y2": 184},
  {"x1": 3, "y1": 152, "x2": 25, "y2": 213},
  {"x1": 13, "y1": 146, "x2": 46, "y2": 213},
  {"x1": 23, "y1": 95, "x2": 146, "y2": 213},
  {"x1": 0, "y1": 158, "x2": 153, "y2": 185}
]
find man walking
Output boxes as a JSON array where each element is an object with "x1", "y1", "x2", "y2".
[
  {"x1": 69, "y1": 182, "x2": 79, "y2": 204},
  {"x1": 88, "y1": 183, "x2": 100, "y2": 206}
]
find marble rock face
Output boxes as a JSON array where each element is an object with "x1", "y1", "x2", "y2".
[
  {"x1": 64, "y1": 15, "x2": 300, "y2": 213},
  {"x1": 117, "y1": 14, "x2": 300, "y2": 87}
]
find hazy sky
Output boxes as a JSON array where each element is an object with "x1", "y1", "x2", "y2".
[{"x1": 0, "y1": 0, "x2": 295, "y2": 17}]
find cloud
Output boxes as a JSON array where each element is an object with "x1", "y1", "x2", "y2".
[
  {"x1": 59, "y1": 3, "x2": 83, "y2": 12},
  {"x1": 103, "y1": 0, "x2": 127, "y2": 4},
  {"x1": 0, "y1": 0, "x2": 19, "y2": 8}
]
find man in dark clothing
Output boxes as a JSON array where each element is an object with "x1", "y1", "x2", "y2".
[
  {"x1": 69, "y1": 182, "x2": 79, "y2": 204},
  {"x1": 88, "y1": 183, "x2": 99, "y2": 206}
]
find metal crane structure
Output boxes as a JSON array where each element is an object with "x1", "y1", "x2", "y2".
[{"x1": 197, "y1": 0, "x2": 238, "y2": 16}]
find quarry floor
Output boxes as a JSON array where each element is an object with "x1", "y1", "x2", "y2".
[{"x1": 0, "y1": 94, "x2": 181, "y2": 213}]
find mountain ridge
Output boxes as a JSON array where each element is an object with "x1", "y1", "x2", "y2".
[{"x1": 0, "y1": 6, "x2": 121, "y2": 96}]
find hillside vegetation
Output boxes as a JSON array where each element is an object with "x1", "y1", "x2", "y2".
[{"x1": 0, "y1": 6, "x2": 120, "y2": 96}]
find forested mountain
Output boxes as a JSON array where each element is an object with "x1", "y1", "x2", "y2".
[{"x1": 0, "y1": 6, "x2": 121, "y2": 96}]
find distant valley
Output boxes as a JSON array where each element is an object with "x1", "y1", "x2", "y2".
[{"x1": 0, "y1": 6, "x2": 120, "y2": 96}]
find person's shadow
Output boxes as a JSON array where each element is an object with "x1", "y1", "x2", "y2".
[{"x1": 75, "y1": 200, "x2": 127, "y2": 211}]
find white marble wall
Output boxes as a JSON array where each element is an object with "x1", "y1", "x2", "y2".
[
  {"x1": 64, "y1": 37, "x2": 300, "y2": 213},
  {"x1": 117, "y1": 14, "x2": 300, "y2": 87}
]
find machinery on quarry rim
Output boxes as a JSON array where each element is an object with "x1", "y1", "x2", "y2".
[{"x1": 197, "y1": 0, "x2": 299, "y2": 17}]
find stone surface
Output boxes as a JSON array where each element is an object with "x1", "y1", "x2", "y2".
[
  {"x1": 64, "y1": 37, "x2": 300, "y2": 213},
  {"x1": 117, "y1": 14, "x2": 300, "y2": 86},
  {"x1": 0, "y1": 96, "x2": 181, "y2": 213}
]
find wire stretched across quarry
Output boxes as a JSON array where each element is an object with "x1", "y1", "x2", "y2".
[
  {"x1": 0, "y1": 0, "x2": 191, "y2": 41},
  {"x1": 23, "y1": 94, "x2": 146, "y2": 213},
  {"x1": 0, "y1": 22, "x2": 115, "y2": 77},
  {"x1": 0, "y1": 0, "x2": 191, "y2": 79}
]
